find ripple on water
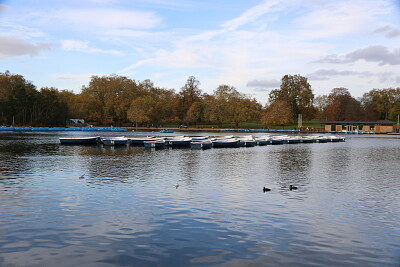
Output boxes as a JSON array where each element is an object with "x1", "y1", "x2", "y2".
[{"x1": 0, "y1": 133, "x2": 399, "y2": 266}]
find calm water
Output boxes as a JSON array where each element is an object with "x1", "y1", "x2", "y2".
[{"x1": 0, "y1": 132, "x2": 399, "y2": 267}]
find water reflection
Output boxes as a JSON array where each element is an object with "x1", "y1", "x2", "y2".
[{"x1": 0, "y1": 133, "x2": 399, "y2": 266}]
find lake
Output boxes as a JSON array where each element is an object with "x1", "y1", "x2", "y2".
[{"x1": 0, "y1": 132, "x2": 399, "y2": 266}]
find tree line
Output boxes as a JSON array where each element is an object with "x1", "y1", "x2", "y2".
[{"x1": 1, "y1": 71, "x2": 399, "y2": 127}]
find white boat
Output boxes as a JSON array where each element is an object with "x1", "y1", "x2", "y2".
[
  {"x1": 191, "y1": 136, "x2": 209, "y2": 141},
  {"x1": 59, "y1": 136, "x2": 100, "y2": 145},
  {"x1": 271, "y1": 135, "x2": 289, "y2": 145},
  {"x1": 165, "y1": 136, "x2": 192, "y2": 147},
  {"x1": 327, "y1": 135, "x2": 345, "y2": 142},
  {"x1": 130, "y1": 136, "x2": 157, "y2": 145},
  {"x1": 190, "y1": 140, "x2": 213, "y2": 149},
  {"x1": 101, "y1": 136, "x2": 129, "y2": 146},
  {"x1": 315, "y1": 136, "x2": 329, "y2": 143},
  {"x1": 300, "y1": 136, "x2": 316, "y2": 143},
  {"x1": 255, "y1": 135, "x2": 272, "y2": 145},
  {"x1": 287, "y1": 136, "x2": 302, "y2": 144},
  {"x1": 237, "y1": 135, "x2": 256, "y2": 147},
  {"x1": 143, "y1": 139, "x2": 166, "y2": 148},
  {"x1": 211, "y1": 138, "x2": 240, "y2": 148}
]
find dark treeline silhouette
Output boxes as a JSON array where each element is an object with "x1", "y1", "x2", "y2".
[{"x1": 1, "y1": 71, "x2": 399, "y2": 127}]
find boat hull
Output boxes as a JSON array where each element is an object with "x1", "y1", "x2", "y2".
[
  {"x1": 59, "y1": 137, "x2": 100, "y2": 145},
  {"x1": 144, "y1": 140, "x2": 165, "y2": 148},
  {"x1": 212, "y1": 140, "x2": 239, "y2": 148},
  {"x1": 166, "y1": 140, "x2": 192, "y2": 147},
  {"x1": 190, "y1": 141, "x2": 213, "y2": 149}
]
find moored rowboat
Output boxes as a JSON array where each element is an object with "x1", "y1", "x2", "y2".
[{"x1": 59, "y1": 136, "x2": 100, "y2": 144}]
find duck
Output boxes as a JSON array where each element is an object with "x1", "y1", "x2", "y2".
[
  {"x1": 263, "y1": 187, "x2": 271, "y2": 192},
  {"x1": 289, "y1": 185, "x2": 298, "y2": 190}
]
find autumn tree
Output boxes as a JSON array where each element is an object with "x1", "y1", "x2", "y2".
[
  {"x1": 186, "y1": 101, "x2": 205, "y2": 125},
  {"x1": 82, "y1": 74, "x2": 140, "y2": 125},
  {"x1": 149, "y1": 87, "x2": 178, "y2": 122},
  {"x1": 127, "y1": 95, "x2": 153, "y2": 126},
  {"x1": 59, "y1": 91, "x2": 100, "y2": 122},
  {"x1": 178, "y1": 76, "x2": 202, "y2": 121},
  {"x1": 203, "y1": 94, "x2": 225, "y2": 127},
  {"x1": 263, "y1": 100, "x2": 293, "y2": 125},
  {"x1": 36, "y1": 87, "x2": 68, "y2": 126},
  {"x1": 325, "y1": 88, "x2": 363, "y2": 121},
  {"x1": 205, "y1": 85, "x2": 261, "y2": 128},
  {"x1": 314, "y1": 95, "x2": 330, "y2": 121},
  {"x1": 361, "y1": 88, "x2": 400, "y2": 120},
  {"x1": 0, "y1": 71, "x2": 38, "y2": 125},
  {"x1": 269, "y1": 74, "x2": 315, "y2": 121}
]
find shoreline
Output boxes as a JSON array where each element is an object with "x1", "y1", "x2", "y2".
[{"x1": 1, "y1": 125, "x2": 397, "y2": 135}]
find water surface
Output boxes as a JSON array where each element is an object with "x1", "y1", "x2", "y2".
[{"x1": 0, "y1": 132, "x2": 399, "y2": 266}]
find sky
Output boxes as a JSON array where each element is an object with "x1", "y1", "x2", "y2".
[{"x1": 0, "y1": 0, "x2": 399, "y2": 104}]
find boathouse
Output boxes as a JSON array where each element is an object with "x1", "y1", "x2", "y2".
[{"x1": 324, "y1": 121, "x2": 394, "y2": 133}]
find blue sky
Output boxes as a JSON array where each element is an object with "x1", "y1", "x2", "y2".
[{"x1": 0, "y1": 0, "x2": 399, "y2": 103}]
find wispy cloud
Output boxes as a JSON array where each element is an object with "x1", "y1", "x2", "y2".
[
  {"x1": 0, "y1": 22, "x2": 45, "y2": 38},
  {"x1": 122, "y1": 0, "x2": 283, "y2": 76},
  {"x1": 221, "y1": 0, "x2": 281, "y2": 31},
  {"x1": 0, "y1": 36, "x2": 52, "y2": 58},
  {"x1": 61, "y1": 8, "x2": 162, "y2": 29},
  {"x1": 55, "y1": 73, "x2": 97, "y2": 81},
  {"x1": 295, "y1": 0, "x2": 393, "y2": 39},
  {"x1": 61, "y1": 39, "x2": 124, "y2": 55}
]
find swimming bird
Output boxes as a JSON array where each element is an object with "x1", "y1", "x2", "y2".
[
  {"x1": 290, "y1": 185, "x2": 298, "y2": 190},
  {"x1": 79, "y1": 174, "x2": 85, "y2": 179},
  {"x1": 263, "y1": 187, "x2": 271, "y2": 192}
]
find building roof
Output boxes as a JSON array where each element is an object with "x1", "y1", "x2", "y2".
[{"x1": 324, "y1": 121, "x2": 394, "y2": 125}]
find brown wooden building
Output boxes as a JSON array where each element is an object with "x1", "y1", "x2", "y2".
[{"x1": 324, "y1": 121, "x2": 394, "y2": 133}]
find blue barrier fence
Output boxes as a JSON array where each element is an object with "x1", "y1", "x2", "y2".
[{"x1": 0, "y1": 127, "x2": 128, "y2": 132}]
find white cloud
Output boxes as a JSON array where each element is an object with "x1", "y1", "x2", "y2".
[
  {"x1": 61, "y1": 40, "x2": 123, "y2": 55},
  {"x1": 296, "y1": 0, "x2": 391, "y2": 38},
  {"x1": 55, "y1": 73, "x2": 95, "y2": 81},
  {"x1": 0, "y1": 4, "x2": 10, "y2": 13},
  {"x1": 247, "y1": 79, "x2": 281, "y2": 88},
  {"x1": 0, "y1": 36, "x2": 52, "y2": 58},
  {"x1": 373, "y1": 25, "x2": 400, "y2": 38},
  {"x1": 221, "y1": 0, "x2": 281, "y2": 31},
  {"x1": 62, "y1": 8, "x2": 161, "y2": 29},
  {"x1": 316, "y1": 46, "x2": 400, "y2": 66},
  {"x1": 307, "y1": 69, "x2": 395, "y2": 83},
  {"x1": 0, "y1": 23, "x2": 45, "y2": 38}
]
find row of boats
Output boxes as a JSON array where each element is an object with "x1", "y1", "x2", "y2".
[{"x1": 59, "y1": 134, "x2": 345, "y2": 148}]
